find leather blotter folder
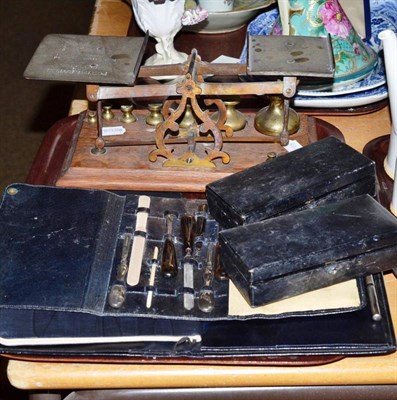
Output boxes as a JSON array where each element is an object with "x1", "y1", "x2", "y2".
[{"x1": 0, "y1": 184, "x2": 395, "y2": 364}]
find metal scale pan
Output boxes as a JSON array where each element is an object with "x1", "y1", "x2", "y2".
[
  {"x1": 247, "y1": 35, "x2": 335, "y2": 78},
  {"x1": 24, "y1": 33, "x2": 148, "y2": 85}
]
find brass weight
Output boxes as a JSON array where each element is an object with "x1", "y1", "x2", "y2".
[{"x1": 255, "y1": 95, "x2": 300, "y2": 137}]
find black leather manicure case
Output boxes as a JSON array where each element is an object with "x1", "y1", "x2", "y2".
[{"x1": 0, "y1": 184, "x2": 395, "y2": 364}]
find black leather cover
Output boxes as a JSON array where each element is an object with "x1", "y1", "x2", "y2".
[
  {"x1": 0, "y1": 184, "x2": 395, "y2": 362},
  {"x1": 0, "y1": 184, "x2": 227, "y2": 321},
  {"x1": 219, "y1": 195, "x2": 397, "y2": 306},
  {"x1": 206, "y1": 137, "x2": 376, "y2": 228},
  {"x1": 0, "y1": 271, "x2": 394, "y2": 361}
]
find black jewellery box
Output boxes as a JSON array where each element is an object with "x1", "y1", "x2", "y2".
[
  {"x1": 206, "y1": 137, "x2": 376, "y2": 228},
  {"x1": 218, "y1": 195, "x2": 397, "y2": 306}
]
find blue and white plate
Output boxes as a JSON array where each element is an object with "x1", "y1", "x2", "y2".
[
  {"x1": 297, "y1": 57, "x2": 385, "y2": 97},
  {"x1": 293, "y1": 84, "x2": 388, "y2": 108},
  {"x1": 241, "y1": 0, "x2": 397, "y2": 107}
]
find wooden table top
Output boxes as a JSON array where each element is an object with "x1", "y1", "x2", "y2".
[{"x1": 6, "y1": 0, "x2": 397, "y2": 391}]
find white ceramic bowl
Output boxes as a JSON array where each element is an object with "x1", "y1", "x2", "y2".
[{"x1": 184, "y1": 0, "x2": 275, "y2": 34}]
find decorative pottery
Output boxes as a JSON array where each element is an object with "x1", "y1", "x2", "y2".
[
  {"x1": 199, "y1": 0, "x2": 234, "y2": 12},
  {"x1": 275, "y1": 0, "x2": 378, "y2": 87},
  {"x1": 131, "y1": 0, "x2": 188, "y2": 66},
  {"x1": 379, "y1": 29, "x2": 397, "y2": 182},
  {"x1": 241, "y1": 0, "x2": 396, "y2": 107},
  {"x1": 184, "y1": 0, "x2": 275, "y2": 34}
]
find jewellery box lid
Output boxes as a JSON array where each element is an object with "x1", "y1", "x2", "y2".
[
  {"x1": 218, "y1": 195, "x2": 397, "y2": 285},
  {"x1": 206, "y1": 137, "x2": 375, "y2": 227}
]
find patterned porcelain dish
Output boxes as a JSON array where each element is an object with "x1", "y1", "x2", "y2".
[
  {"x1": 184, "y1": 0, "x2": 275, "y2": 34},
  {"x1": 241, "y1": 0, "x2": 397, "y2": 107},
  {"x1": 273, "y1": 0, "x2": 378, "y2": 88},
  {"x1": 293, "y1": 83, "x2": 388, "y2": 108}
]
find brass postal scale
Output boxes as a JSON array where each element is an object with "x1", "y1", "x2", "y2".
[{"x1": 24, "y1": 33, "x2": 335, "y2": 192}]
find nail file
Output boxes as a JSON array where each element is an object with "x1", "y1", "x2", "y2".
[
  {"x1": 146, "y1": 247, "x2": 159, "y2": 309},
  {"x1": 183, "y1": 259, "x2": 195, "y2": 310},
  {"x1": 198, "y1": 243, "x2": 215, "y2": 313},
  {"x1": 127, "y1": 195, "x2": 151, "y2": 286}
]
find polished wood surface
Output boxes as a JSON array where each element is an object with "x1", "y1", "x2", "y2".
[
  {"x1": 55, "y1": 112, "x2": 343, "y2": 192},
  {"x1": 364, "y1": 135, "x2": 394, "y2": 208},
  {"x1": 7, "y1": 0, "x2": 397, "y2": 391}
]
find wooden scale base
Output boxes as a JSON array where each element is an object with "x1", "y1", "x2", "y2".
[{"x1": 56, "y1": 109, "x2": 343, "y2": 193}]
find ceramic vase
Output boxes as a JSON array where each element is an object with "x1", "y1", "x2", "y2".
[
  {"x1": 378, "y1": 29, "x2": 397, "y2": 216},
  {"x1": 391, "y1": 159, "x2": 397, "y2": 216},
  {"x1": 379, "y1": 29, "x2": 397, "y2": 181},
  {"x1": 131, "y1": 0, "x2": 188, "y2": 66},
  {"x1": 275, "y1": 0, "x2": 378, "y2": 87}
]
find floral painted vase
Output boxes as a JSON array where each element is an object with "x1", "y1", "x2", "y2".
[{"x1": 274, "y1": 0, "x2": 378, "y2": 87}]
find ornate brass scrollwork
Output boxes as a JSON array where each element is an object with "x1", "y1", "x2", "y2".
[{"x1": 149, "y1": 52, "x2": 232, "y2": 168}]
